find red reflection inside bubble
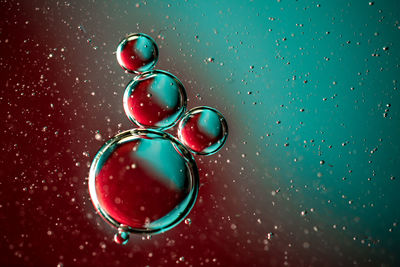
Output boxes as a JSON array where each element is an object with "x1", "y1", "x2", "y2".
[
  {"x1": 94, "y1": 140, "x2": 187, "y2": 229},
  {"x1": 179, "y1": 113, "x2": 223, "y2": 154}
]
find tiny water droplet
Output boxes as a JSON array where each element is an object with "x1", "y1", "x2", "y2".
[
  {"x1": 267, "y1": 232, "x2": 274, "y2": 240},
  {"x1": 114, "y1": 231, "x2": 129, "y2": 245}
]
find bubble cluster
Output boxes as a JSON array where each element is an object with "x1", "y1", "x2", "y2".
[
  {"x1": 116, "y1": 33, "x2": 158, "y2": 74},
  {"x1": 123, "y1": 70, "x2": 187, "y2": 129},
  {"x1": 89, "y1": 33, "x2": 228, "y2": 244},
  {"x1": 178, "y1": 107, "x2": 228, "y2": 155}
]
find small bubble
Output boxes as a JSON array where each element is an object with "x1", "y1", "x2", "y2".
[
  {"x1": 185, "y1": 218, "x2": 192, "y2": 225},
  {"x1": 114, "y1": 231, "x2": 129, "y2": 245},
  {"x1": 116, "y1": 33, "x2": 158, "y2": 74},
  {"x1": 178, "y1": 106, "x2": 228, "y2": 155}
]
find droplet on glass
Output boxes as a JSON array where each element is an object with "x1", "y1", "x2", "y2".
[
  {"x1": 116, "y1": 33, "x2": 159, "y2": 74},
  {"x1": 123, "y1": 70, "x2": 187, "y2": 129},
  {"x1": 177, "y1": 106, "x2": 228, "y2": 155},
  {"x1": 88, "y1": 129, "x2": 199, "y2": 239}
]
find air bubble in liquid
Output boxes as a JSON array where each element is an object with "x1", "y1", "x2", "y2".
[
  {"x1": 88, "y1": 129, "x2": 199, "y2": 239},
  {"x1": 114, "y1": 230, "x2": 129, "y2": 245},
  {"x1": 116, "y1": 33, "x2": 158, "y2": 74},
  {"x1": 123, "y1": 70, "x2": 187, "y2": 129},
  {"x1": 177, "y1": 106, "x2": 228, "y2": 155}
]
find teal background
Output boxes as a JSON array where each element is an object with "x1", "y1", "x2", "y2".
[{"x1": 1, "y1": 0, "x2": 399, "y2": 266}]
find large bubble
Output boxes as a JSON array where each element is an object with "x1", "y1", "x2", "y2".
[{"x1": 88, "y1": 129, "x2": 199, "y2": 239}]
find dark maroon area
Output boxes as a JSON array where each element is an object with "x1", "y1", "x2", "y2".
[
  {"x1": 179, "y1": 113, "x2": 223, "y2": 154},
  {"x1": 94, "y1": 140, "x2": 188, "y2": 229}
]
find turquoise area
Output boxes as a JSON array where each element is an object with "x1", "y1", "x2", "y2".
[{"x1": 198, "y1": 109, "x2": 222, "y2": 138}]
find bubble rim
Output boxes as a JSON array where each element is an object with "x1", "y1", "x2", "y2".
[
  {"x1": 177, "y1": 106, "x2": 228, "y2": 156},
  {"x1": 88, "y1": 128, "x2": 199, "y2": 235},
  {"x1": 116, "y1": 33, "x2": 159, "y2": 74},
  {"x1": 123, "y1": 69, "x2": 188, "y2": 130}
]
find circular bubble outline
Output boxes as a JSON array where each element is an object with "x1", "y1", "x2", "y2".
[
  {"x1": 178, "y1": 106, "x2": 228, "y2": 156},
  {"x1": 88, "y1": 128, "x2": 199, "y2": 235},
  {"x1": 123, "y1": 69, "x2": 188, "y2": 130},
  {"x1": 116, "y1": 33, "x2": 159, "y2": 74}
]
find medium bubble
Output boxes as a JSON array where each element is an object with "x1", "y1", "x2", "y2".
[
  {"x1": 89, "y1": 129, "x2": 199, "y2": 239},
  {"x1": 116, "y1": 33, "x2": 158, "y2": 74},
  {"x1": 123, "y1": 70, "x2": 187, "y2": 129},
  {"x1": 177, "y1": 106, "x2": 228, "y2": 155}
]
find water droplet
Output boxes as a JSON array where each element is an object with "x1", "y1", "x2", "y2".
[
  {"x1": 116, "y1": 33, "x2": 158, "y2": 74},
  {"x1": 114, "y1": 230, "x2": 129, "y2": 245},
  {"x1": 267, "y1": 232, "x2": 274, "y2": 240},
  {"x1": 123, "y1": 70, "x2": 187, "y2": 129},
  {"x1": 177, "y1": 106, "x2": 228, "y2": 155},
  {"x1": 95, "y1": 133, "x2": 102, "y2": 141},
  {"x1": 89, "y1": 129, "x2": 199, "y2": 235}
]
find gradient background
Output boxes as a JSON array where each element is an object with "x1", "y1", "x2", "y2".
[{"x1": 1, "y1": 0, "x2": 400, "y2": 266}]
